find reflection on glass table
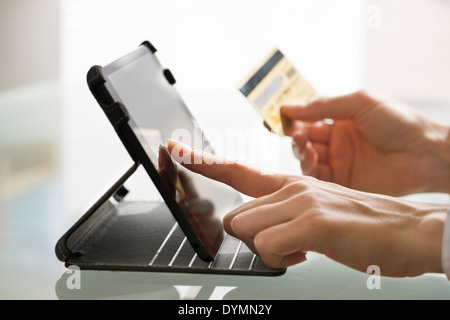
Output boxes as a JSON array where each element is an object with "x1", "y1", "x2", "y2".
[{"x1": 55, "y1": 251, "x2": 450, "y2": 300}]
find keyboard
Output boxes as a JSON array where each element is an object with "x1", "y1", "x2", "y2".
[
  {"x1": 64, "y1": 201, "x2": 284, "y2": 276},
  {"x1": 148, "y1": 221, "x2": 270, "y2": 273}
]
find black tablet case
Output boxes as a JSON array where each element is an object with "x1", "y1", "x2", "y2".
[{"x1": 54, "y1": 41, "x2": 285, "y2": 277}]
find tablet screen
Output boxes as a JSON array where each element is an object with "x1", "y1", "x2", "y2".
[{"x1": 101, "y1": 46, "x2": 239, "y2": 259}]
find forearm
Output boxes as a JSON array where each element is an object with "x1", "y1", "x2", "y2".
[{"x1": 422, "y1": 121, "x2": 450, "y2": 193}]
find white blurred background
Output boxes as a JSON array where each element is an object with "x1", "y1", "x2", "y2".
[{"x1": 0, "y1": 0, "x2": 449, "y2": 298}]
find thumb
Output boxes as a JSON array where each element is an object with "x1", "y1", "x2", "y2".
[
  {"x1": 281, "y1": 90, "x2": 377, "y2": 122},
  {"x1": 166, "y1": 140, "x2": 292, "y2": 198}
]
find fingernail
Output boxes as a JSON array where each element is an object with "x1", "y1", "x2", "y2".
[
  {"x1": 167, "y1": 139, "x2": 194, "y2": 164},
  {"x1": 167, "y1": 139, "x2": 194, "y2": 152}
]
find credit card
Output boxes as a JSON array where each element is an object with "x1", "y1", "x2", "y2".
[{"x1": 237, "y1": 48, "x2": 319, "y2": 136}]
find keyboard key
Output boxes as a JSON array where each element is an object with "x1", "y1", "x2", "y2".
[
  {"x1": 232, "y1": 242, "x2": 257, "y2": 270},
  {"x1": 149, "y1": 224, "x2": 186, "y2": 267},
  {"x1": 210, "y1": 235, "x2": 241, "y2": 270}
]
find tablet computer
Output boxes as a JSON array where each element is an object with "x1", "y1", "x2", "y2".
[{"x1": 83, "y1": 41, "x2": 284, "y2": 275}]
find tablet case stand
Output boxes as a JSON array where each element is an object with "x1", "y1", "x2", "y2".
[{"x1": 55, "y1": 41, "x2": 284, "y2": 276}]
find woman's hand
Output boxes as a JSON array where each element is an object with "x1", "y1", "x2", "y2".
[
  {"x1": 282, "y1": 90, "x2": 450, "y2": 196},
  {"x1": 167, "y1": 140, "x2": 448, "y2": 277}
]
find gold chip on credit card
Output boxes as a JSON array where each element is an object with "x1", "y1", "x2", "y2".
[{"x1": 237, "y1": 48, "x2": 319, "y2": 136}]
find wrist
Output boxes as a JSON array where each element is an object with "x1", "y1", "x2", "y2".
[
  {"x1": 413, "y1": 205, "x2": 448, "y2": 275},
  {"x1": 421, "y1": 122, "x2": 450, "y2": 193}
]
